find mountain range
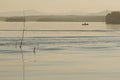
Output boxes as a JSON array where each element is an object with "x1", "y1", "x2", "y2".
[{"x1": 0, "y1": 10, "x2": 111, "y2": 17}]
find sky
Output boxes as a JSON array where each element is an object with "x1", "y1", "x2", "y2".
[{"x1": 0, "y1": 0, "x2": 120, "y2": 12}]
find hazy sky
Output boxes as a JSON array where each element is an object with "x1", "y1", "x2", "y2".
[{"x1": 0, "y1": 0, "x2": 120, "y2": 12}]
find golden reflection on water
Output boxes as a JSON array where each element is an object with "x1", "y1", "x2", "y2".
[
  {"x1": 1, "y1": 22, "x2": 120, "y2": 80},
  {"x1": 0, "y1": 22, "x2": 120, "y2": 37},
  {"x1": 1, "y1": 50, "x2": 120, "y2": 80}
]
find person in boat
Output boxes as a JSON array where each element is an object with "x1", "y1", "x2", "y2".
[{"x1": 82, "y1": 23, "x2": 89, "y2": 25}]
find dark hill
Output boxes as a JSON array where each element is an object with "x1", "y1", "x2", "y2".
[
  {"x1": 106, "y1": 12, "x2": 120, "y2": 24},
  {"x1": 5, "y1": 15, "x2": 105, "y2": 22}
]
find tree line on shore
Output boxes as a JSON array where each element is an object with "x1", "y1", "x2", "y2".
[
  {"x1": 0, "y1": 11, "x2": 120, "y2": 23},
  {"x1": 2, "y1": 15, "x2": 105, "y2": 22},
  {"x1": 106, "y1": 12, "x2": 120, "y2": 24}
]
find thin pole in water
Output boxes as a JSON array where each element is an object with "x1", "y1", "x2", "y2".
[
  {"x1": 20, "y1": 11, "x2": 26, "y2": 49},
  {"x1": 33, "y1": 47, "x2": 36, "y2": 54},
  {"x1": 33, "y1": 47, "x2": 36, "y2": 62}
]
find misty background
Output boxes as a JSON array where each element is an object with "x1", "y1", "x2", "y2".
[
  {"x1": 0, "y1": 0, "x2": 120, "y2": 15},
  {"x1": 0, "y1": 0, "x2": 119, "y2": 22}
]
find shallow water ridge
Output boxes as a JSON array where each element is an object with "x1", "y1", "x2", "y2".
[{"x1": 1, "y1": 22, "x2": 120, "y2": 80}]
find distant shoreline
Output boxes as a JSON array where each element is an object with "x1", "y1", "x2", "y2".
[{"x1": 0, "y1": 15, "x2": 105, "y2": 22}]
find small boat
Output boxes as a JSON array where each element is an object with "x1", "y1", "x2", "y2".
[{"x1": 82, "y1": 23, "x2": 89, "y2": 26}]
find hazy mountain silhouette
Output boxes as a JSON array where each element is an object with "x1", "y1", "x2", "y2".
[
  {"x1": 0, "y1": 10, "x2": 45, "y2": 17},
  {"x1": 0, "y1": 10, "x2": 111, "y2": 17},
  {"x1": 62, "y1": 10, "x2": 111, "y2": 16},
  {"x1": 89, "y1": 10, "x2": 111, "y2": 16},
  {"x1": 0, "y1": 10, "x2": 111, "y2": 22}
]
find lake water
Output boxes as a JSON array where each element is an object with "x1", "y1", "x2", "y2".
[{"x1": 0, "y1": 22, "x2": 120, "y2": 80}]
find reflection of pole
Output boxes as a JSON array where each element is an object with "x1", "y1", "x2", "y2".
[
  {"x1": 20, "y1": 10, "x2": 26, "y2": 80},
  {"x1": 20, "y1": 48, "x2": 25, "y2": 80}
]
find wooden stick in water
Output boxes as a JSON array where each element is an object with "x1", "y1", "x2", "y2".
[
  {"x1": 20, "y1": 11, "x2": 26, "y2": 49},
  {"x1": 33, "y1": 47, "x2": 36, "y2": 55}
]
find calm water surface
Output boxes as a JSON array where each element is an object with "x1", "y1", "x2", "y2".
[{"x1": 0, "y1": 22, "x2": 120, "y2": 80}]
